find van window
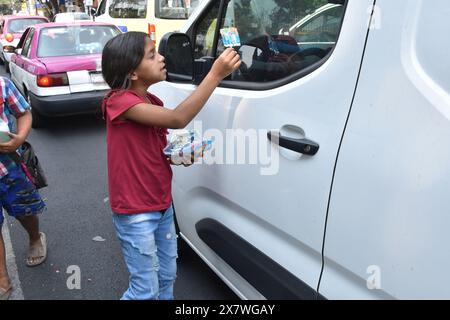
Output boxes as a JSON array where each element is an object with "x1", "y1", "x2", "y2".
[
  {"x1": 109, "y1": 0, "x2": 147, "y2": 19},
  {"x1": 156, "y1": 0, "x2": 200, "y2": 19},
  {"x1": 193, "y1": 0, "x2": 346, "y2": 83},
  {"x1": 293, "y1": 5, "x2": 344, "y2": 44}
]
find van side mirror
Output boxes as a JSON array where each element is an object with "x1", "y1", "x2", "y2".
[{"x1": 158, "y1": 32, "x2": 194, "y2": 82}]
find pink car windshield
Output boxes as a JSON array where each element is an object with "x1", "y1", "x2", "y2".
[{"x1": 37, "y1": 25, "x2": 120, "y2": 57}]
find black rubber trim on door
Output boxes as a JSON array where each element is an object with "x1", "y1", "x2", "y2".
[{"x1": 196, "y1": 218, "x2": 325, "y2": 300}]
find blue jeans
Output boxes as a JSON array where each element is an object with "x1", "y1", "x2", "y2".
[{"x1": 112, "y1": 206, "x2": 178, "y2": 300}]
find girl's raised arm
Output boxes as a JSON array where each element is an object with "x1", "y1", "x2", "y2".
[{"x1": 123, "y1": 48, "x2": 241, "y2": 129}]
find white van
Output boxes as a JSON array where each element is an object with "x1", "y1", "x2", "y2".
[
  {"x1": 154, "y1": 0, "x2": 450, "y2": 299},
  {"x1": 93, "y1": 0, "x2": 201, "y2": 43}
]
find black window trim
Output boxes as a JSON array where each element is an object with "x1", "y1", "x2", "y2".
[{"x1": 186, "y1": 0, "x2": 349, "y2": 91}]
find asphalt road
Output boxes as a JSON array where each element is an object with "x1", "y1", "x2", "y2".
[{"x1": 1, "y1": 66, "x2": 238, "y2": 300}]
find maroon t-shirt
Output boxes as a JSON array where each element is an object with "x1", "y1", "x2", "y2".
[{"x1": 102, "y1": 90, "x2": 172, "y2": 214}]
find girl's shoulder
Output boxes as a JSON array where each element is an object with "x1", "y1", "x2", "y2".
[
  {"x1": 103, "y1": 89, "x2": 164, "y2": 108},
  {"x1": 105, "y1": 89, "x2": 144, "y2": 103},
  {"x1": 102, "y1": 90, "x2": 148, "y2": 120},
  {"x1": 146, "y1": 92, "x2": 164, "y2": 107}
]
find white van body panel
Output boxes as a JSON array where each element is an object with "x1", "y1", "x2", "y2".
[
  {"x1": 321, "y1": 0, "x2": 450, "y2": 299},
  {"x1": 152, "y1": 0, "x2": 375, "y2": 299}
]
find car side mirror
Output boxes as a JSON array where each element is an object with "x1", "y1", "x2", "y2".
[
  {"x1": 14, "y1": 48, "x2": 22, "y2": 55},
  {"x1": 158, "y1": 32, "x2": 193, "y2": 82},
  {"x1": 90, "y1": 8, "x2": 97, "y2": 16}
]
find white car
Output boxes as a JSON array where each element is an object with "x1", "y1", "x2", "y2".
[
  {"x1": 52, "y1": 12, "x2": 93, "y2": 23},
  {"x1": 155, "y1": 0, "x2": 450, "y2": 299}
]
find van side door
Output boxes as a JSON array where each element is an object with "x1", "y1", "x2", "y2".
[{"x1": 153, "y1": 0, "x2": 375, "y2": 299}]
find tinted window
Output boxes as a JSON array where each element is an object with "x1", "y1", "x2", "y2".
[
  {"x1": 109, "y1": 0, "x2": 147, "y2": 19},
  {"x1": 193, "y1": 0, "x2": 346, "y2": 84},
  {"x1": 37, "y1": 26, "x2": 120, "y2": 57},
  {"x1": 8, "y1": 18, "x2": 47, "y2": 33},
  {"x1": 293, "y1": 5, "x2": 345, "y2": 45}
]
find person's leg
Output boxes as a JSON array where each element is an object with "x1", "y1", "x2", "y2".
[
  {"x1": 15, "y1": 215, "x2": 44, "y2": 265},
  {"x1": 112, "y1": 212, "x2": 162, "y2": 300},
  {"x1": 0, "y1": 184, "x2": 11, "y2": 291},
  {"x1": 155, "y1": 206, "x2": 177, "y2": 300},
  {"x1": 16, "y1": 215, "x2": 40, "y2": 242},
  {"x1": 2, "y1": 166, "x2": 46, "y2": 266},
  {"x1": 0, "y1": 223, "x2": 11, "y2": 291}
]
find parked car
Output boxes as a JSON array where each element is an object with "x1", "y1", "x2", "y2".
[
  {"x1": 52, "y1": 12, "x2": 93, "y2": 22},
  {"x1": 93, "y1": 0, "x2": 201, "y2": 43},
  {"x1": 10, "y1": 22, "x2": 121, "y2": 128},
  {"x1": 0, "y1": 15, "x2": 49, "y2": 72},
  {"x1": 155, "y1": 0, "x2": 450, "y2": 299}
]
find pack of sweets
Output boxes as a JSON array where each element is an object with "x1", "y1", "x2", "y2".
[{"x1": 164, "y1": 129, "x2": 212, "y2": 164}]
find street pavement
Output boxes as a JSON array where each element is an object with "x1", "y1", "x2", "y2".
[{"x1": 1, "y1": 66, "x2": 238, "y2": 300}]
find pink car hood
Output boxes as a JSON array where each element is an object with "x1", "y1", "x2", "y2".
[{"x1": 37, "y1": 54, "x2": 102, "y2": 74}]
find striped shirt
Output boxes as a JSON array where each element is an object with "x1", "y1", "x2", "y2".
[{"x1": 0, "y1": 77, "x2": 30, "y2": 178}]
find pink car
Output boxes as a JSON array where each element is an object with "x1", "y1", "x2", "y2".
[
  {"x1": 10, "y1": 21, "x2": 121, "y2": 128},
  {"x1": 0, "y1": 15, "x2": 49, "y2": 73}
]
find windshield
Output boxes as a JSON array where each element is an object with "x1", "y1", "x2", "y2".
[
  {"x1": 8, "y1": 18, "x2": 47, "y2": 33},
  {"x1": 37, "y1": 25, "x2": 120, "y2": 57}
]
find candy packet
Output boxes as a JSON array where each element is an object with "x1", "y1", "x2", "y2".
[{"x1": 164, "y1": 130, "x2": 212, "y2": 164}]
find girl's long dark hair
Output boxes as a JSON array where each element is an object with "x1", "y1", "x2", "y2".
[{"x1": 102, "y1": 31, "x2": 150, "y2": 89}]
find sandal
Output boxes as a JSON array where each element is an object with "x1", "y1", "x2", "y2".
[
  {"x1": 0, "y1": 284, "x2": 12, "y2": 300},
  {"x1": 26, "y1": 232, "x2": 47, "y2": 267}
]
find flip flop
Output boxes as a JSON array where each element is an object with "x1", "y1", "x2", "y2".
[
  {"x1": 0, "y1": 284, "x2": 12, "y2": 300},
  {"x1": 26, "y1": 232, "x2": 47, "y2": 267}
]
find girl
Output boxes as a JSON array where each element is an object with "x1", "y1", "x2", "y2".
[{"x1": 101, "y1": 32, "x2": 241, "y2": 300}]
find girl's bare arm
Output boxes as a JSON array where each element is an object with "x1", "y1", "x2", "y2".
[{"x1": 123, "y1": 48, "x2": 241, "y2": 129}]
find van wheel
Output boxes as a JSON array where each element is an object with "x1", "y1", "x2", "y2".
[{"x1": 27, "y1": 93, "x2": 47, "y2": 129}]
